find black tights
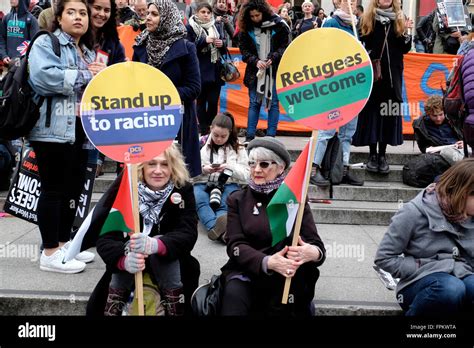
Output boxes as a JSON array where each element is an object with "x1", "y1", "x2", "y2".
[
  {"x1": 369, "y1": 143, "x2": 387, "y2": 157},
  {"x1": 31, "y1": 141, "x2": 88, "y2": 249},
  {"x1": 196, "y1": 83, "x2": 222, "y2": 135}
]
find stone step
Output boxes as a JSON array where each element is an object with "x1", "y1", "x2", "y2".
[
  {"x1": 0, "y1": 213, "x2": 401, "y2": 316},
  {"x1": 310, "y1": 200, "x2": 399, "y2": 225},
  {"x1": 288, "y1": 150, "x2": 418, "y2": 166},
  {"x1": 309, "y1": 181, "x2": 421, "y2": 202},
  {"x1": 98, "y1": 138, "x2": 421, "y2": 173},
  {"x1": 0, "y1": 293, "x2": 401, "y2": 316},
  {"x1": 99, "y1": 151, "x2": 418, "y2": 172},
  {"x1": 351, "y1": 165, "x2": 403, "y2": 183},
  {"x1": 0, "y1": 193, "x2": 402, "y2": 226}
]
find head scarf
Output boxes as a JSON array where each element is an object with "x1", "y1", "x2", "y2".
[{"x1": 135, "y1": 0, "x2": 186, "y2": 68}]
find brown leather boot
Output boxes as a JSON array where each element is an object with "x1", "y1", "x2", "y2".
[
  {"x1": 162, "y1": 287, "x2": 185, "y2": 316},
  {"x1": 104, "y1": 287, "x2": 129, "y2": 316}
]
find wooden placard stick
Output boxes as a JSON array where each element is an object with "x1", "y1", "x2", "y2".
[
  {"x1": 281, "y1": 130, "x2": 318, "y2": 304},
  {"x1": 130, "y1": 163, "x2": 144, "y2": 315},
  {"x1": 347, "y1": 0, "x2": 359, "y2": 41}
]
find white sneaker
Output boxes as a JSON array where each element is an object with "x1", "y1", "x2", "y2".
[
  {"x1": 62, "y1": 241, "x2": 95, "y2": 263},
  {"x1": 40, "y1": 249, "x2": 86, "y2": 274}
]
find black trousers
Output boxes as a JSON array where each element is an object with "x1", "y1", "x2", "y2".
[
  {"x1": 196, "y1": 83, "x2": 222, "y2": 134},
  {"x1": 464, "y1": 123, "x2": 474, "y2": 157},
  {"x1": 220, "y1": 264, "x2": 319, "y2": 317},
  {"x1": 31, "y1": 140, "x2": 88, "y2": 248}
]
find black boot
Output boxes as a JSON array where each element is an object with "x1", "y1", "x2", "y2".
[
  {"x1": 366, "y1": 154, "x2": 378, "y2": 173},
  {"x1": 309, "y1": 165, "x2": 330, "y2": 187},
  {"x1": 104, "y1": 287, "x2": 129, "y2": 316},
  {"x1": 162, "y1": 288, "x2": 185, "y2": 316},
  {"x1": 378, "y1": 155, "x2": 390, "y2": 174},
  {"x1": 341, "y1": 166, "x2": 364, "y2": 186}
]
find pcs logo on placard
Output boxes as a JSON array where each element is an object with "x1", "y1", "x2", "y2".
[
  {"x1": 128, "y1": 145, "x2": 144, "y2": 159},
  {"x1": 328, "y1": 110, "x2": 341, "y2": 121}
]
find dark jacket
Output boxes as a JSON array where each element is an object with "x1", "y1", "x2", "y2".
[
  {"x1": 238, "y1": 14, "x2": 290, "y2": 88},
  {"x1": 415, "y1": 10, "x2": 435, "y2": 53},
  {"x1": 221, "y1": 187, "x2": 326, "y2": 315},
  {"x1": 118, "y1": 6, "x2": 138, "y2": 25},
  {"x1": 86, "y1": 183, "x2": 200, "y2": 316},
  {"x1": 413, "y1": 116, "x2": 462, "y2": 153},
  {"x1": 0, "y1": 0, "x2": 39, "y2": 60},
  {"x1": 98, "y1": 35, "x2": 126, "y2": 66},
  {"x1": 214, "y1": 14, "x2": 234, "y2": 42},
  {"x1": 433, "y1": 7, "x2": 471, "y2": 54},
  {"x1": 186, "y1": 22, "x2": 226, "y2": 86},
  {"x1": 293, "y1": 15, "x2": 321, "y2": 38},
  {"x1": 133, "y1": 39, "x2": 202, "y2": 177},
  {"x1": 375, "y1": 189, "x2": 474, "y2": 294}
]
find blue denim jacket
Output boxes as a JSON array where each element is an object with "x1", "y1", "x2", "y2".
[{"x1": 27, "y1": 30, "x2": 96, "y2": 144}]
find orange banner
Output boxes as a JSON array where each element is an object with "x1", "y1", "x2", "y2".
[
  {"x1": 117, "y1": 25, "x2": 141, "y2": 60},
  {"x1": 115, "y1": 34, "x2": 458, "y2": 135},
  {"x1": 223, "y1": 47, "x2": 312, "y2": 132},
  {"x1": 401, "y1": 52, "x2": 458, "y2": 135}
]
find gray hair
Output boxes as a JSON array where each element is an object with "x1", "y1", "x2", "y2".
[{"x1": 248, "y1": 147, "x2": 286, "y2": 171}]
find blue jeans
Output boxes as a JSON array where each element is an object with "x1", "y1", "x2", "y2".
[
  {"x1": 313, "y1": 116, "x2": 358, "y2": 166},
  {"x1": 415, "y1": 40, "x2": 426, "y2": 53},
  {"x1": 194, "y1": 183, "x2": 240, "y2": 230},
  {"x1": 247, "y1": 81, "x2": 279, "y2": 137},
  {"x1": 398, "y1": 272, "x2": 474, "y2": 316}
]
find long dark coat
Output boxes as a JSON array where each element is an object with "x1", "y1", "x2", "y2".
[
  {"x1": 186, "y1": 22, "x2": 226, "y2": 86},
  {"x1": 86, "y1": 183, "x2": 200, "y2": 316},
  {"x1": 133, "y1": 39, "x2": 202, "y2": 177},
  {"x1": 221, "y1": 187, "x2": 326, "y2": 316},
  {"x1": 352, "y1": 20, "x2": 412, "y2": 147}
]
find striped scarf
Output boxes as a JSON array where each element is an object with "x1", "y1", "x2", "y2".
[{"x1": 248, "y1": 173, "x2": 285, "y2": 194}]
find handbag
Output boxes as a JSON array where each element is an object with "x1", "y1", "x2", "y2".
[
  {"x1": 371, "y1": 24, "x2": 390, "y2": 83},
  {"x1": 219, "y1": 48, "x2": 240, "y2": 83},
  {"x1": 371, "y1": 58, "x2": 382, "y2": 82},
  {"x1": 191, "y1": 274, "x2": 223, "y2": 316}
]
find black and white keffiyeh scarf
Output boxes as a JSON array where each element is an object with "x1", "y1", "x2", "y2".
[{"x1": 138, "y1": 181, "x2": 174, "y2": 226}]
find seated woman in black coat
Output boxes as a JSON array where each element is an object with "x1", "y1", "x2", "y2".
[
  {"x1": 87, "y1": 144, "x2": 200, "y2": 316},
  {"x1": 220, "y1": 137, "x2": 326, "y2": 316}
]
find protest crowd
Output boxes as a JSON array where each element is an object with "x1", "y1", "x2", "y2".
[{"x1": 0, "y1": 0, "x2": 474, "y2": 318}]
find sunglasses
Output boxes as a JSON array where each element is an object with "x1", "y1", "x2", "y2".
[{"x1": 248, "y1": 160, "x2": 277, "y2": 169}]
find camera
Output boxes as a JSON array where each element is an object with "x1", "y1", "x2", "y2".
[{"x1": 205, "y1": 168, "x2": 233, "y2": 210}]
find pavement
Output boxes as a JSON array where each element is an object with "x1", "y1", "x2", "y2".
[{"x1": 0, "y1": 136, "x2": 420, "y2": 316}]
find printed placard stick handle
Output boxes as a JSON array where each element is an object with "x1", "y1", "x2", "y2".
[
  {"x1": 130, "y1": 163, "x2": 144, "y2": 315},
  {"x1": 347, "y1": 0, "x2": 358, "y2": 41},
  {"x1": 281, "y1": 130, "x2": 318, "y2": 304}
]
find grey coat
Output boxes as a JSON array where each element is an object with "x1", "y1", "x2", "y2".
[{"x1": 375, "y1": 188, "x2": 474, "y2": 294}]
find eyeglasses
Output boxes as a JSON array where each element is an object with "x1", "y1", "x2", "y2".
[{"x1": 248, "y1": 160, "x2": 277, "y2": 169}]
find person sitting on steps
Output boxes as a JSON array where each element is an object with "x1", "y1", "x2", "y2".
[
  {"x1": 193, "y1": 112, "x2": 249, "y2": 242},
  {"x1": 413, "y1": 95, "x2": 463, "y2": 154}
]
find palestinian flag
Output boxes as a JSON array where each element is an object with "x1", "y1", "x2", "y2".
[
  {"x1": 266, "y1": 138, "x2": 313, "y2": 247},
  {"x1": 64, "y1": 166, "x2": 134, "y2": 261}
]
